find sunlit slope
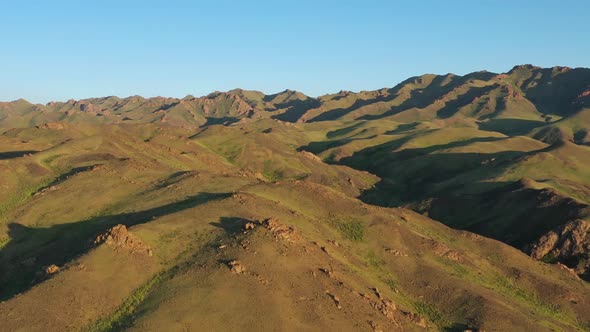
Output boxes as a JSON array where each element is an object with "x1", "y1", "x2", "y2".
[
  {"x1": 1, "y1": 124, "x2": 589, "y2": 331},
  {"x1": 299, "y1": 117, "x2": 590, "y2": 280}
]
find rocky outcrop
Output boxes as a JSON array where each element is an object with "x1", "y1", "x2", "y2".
[
  {"x1": 529, "y1": 219, "x2": 590, "y2": 279},
  {"x1": 44, "y1": 264, "x2": 60, "y2": 276},
  {"x1": 299, "y1": 150, "x2": 322, "y2": 162},
  {"x1": 228, "y1": 260, "x2": 246, "y2": 274},
  {"x1": 326, "y1": 290, "x2": 342, "y2": 309},
  {"x1": 261, "y1": 218, "x2": 299, "y2": 243},
  {"x1": 574, "y1": 88, "x2": 590, "y2": 107},
  {"x1": 36, "y1": 122, "x2": 65, "y2": 130},
  {"x1": 94, "y1": 224, "x2": 153, "y2": 256}
]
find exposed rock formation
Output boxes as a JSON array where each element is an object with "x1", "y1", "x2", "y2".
[
  {"x1": 529, "y1": 219, "x2": 590, "y2": 279},
  {"x1": 44, "y1": 264, "x2": 60, "y2": 276},
  {"x1": 94, "y1": 224, "x2": 153, "y2": 256},
  {"x1": 261, "y1": 218, "x2": 299, "y2": 243},
  {"x1": 228, "y1": 260, "x2": 246, "y2": 274}
]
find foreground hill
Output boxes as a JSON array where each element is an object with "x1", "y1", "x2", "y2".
[{"x1": 1, "y1": 65, "x2": 590, "y2": 331}]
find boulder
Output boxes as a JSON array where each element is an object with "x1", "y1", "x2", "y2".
[
  {"x1": 228, "y1": 260, "x2": 246, "y2": 274},
  {"x1": 44, "y1": 264, "x2": 60, "y2": 276}
]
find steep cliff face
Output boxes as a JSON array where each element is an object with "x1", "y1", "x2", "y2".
[{"x1": 529, "y1": 219, "x2": 590, "y2": 280}]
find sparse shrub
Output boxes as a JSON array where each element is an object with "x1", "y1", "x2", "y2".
[
  {"x1": 337, "y1": 219, "x2": 364, "y2": 241},
  {"x1": 263, "y1": 168, "x2": 284, "y2": 182},
  {"x1": 384, "y1": 277, "x2": 397, "y2": 291},
  {"x1": 366, "y1": 250, "x2": 383, "y2": 268},
  {"x1": 262, "y1": 160, "x2": 284, "y2": 182},
  {"x1": 293, "y1": 173, "x2": 310, "y2": 181},
  {"x1": 578, "y1": 320, "x2": 590, "y2": 331},
  {"x1": 223, "y1": 145, "x2": 243, "y2": 163},
  {"x1": 540, "y1": 252, "x2": 558, "y2": 264},
  {"x1": 327, "y1": 214, "x2": 365, "y2": 241}
]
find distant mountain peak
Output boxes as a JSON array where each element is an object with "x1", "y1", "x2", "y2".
[{"x1": 509, "y1": 64, "x2": 542, "y2": 72}]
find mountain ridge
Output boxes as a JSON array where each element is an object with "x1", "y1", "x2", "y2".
[
  {"x1": 2, "y1": 65, "x2": 589, "y2": 131},
  {"x1": 4, "y1": 64, "x2": 588, "y2": 106}
]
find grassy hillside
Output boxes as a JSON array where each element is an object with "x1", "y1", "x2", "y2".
[
  {"x1": 2, "y1": 65, "x2": 590, "y2": 331},
  {"x1": 1, "y1": 124, "x2": 589, "y2": 332}
]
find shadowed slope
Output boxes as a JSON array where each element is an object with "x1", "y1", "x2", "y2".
[{"x1": 0, "y1": 192, "x2": 231, "y2": 300}]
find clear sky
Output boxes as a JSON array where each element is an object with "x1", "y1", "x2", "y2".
[{"x1": 1, "y1": 0, "x2": 588, "y2": 103}]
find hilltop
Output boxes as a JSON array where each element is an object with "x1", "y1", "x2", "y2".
[{"x1": 1, "y1": 65, "x2": 590, "y2": 331}]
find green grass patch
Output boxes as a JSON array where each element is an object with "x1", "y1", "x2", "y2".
[
  {"x1": 262, "y1": 160, "x2": 284, "y2": 182},
  {"x1": 437, "y1": 257, "x2": 468, "y2": 277},
  {"x1": 383, "y1": 277, "x2": 397, "y2": 291},
  {"x1": 414, "y1": 301, "x2": 446, "y2": 326},
  {"x1": 222, "y1": 144, "x2": 244, "y2": 164},
  {"x1": 366, "y1": 250, "x2": 383, "y2": 269},
  {"x1": 190, "y1": 140, "x2": 239, "y2": 166},
  {"x1": 262, "y1": 168, "x2": 284, "y2": 182},
  {"x1": 0, "y1": 179, "x2": 53, "y2": 223},
  {"x1": 40, "y1": 153, "x2": 63, "y2": 168},
  {"x1": 432, "y1": 254, "x2": 569, "y2": 326},
  {"x1": 337, "y1": 219, "x2": 365, "y2": 241},
  {"x1": 577, "y1": 320, "x2": 590, "y2": 331},
  {"x1": 0, "y1": 237, "x2": 9, "y2": 250},
  {"x1": 86, "y1": 273, "x2": 164, "y2": 332},
  {"x1": 494, "y1": 275, "x2": 562, "y2": 318},
  {"x1": 326, "y1": 214, "x2": 365, "y2": 241}
]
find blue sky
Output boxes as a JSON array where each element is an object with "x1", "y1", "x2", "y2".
[{"x1": 1, "y1": 0, "x2": 588, "y2": 103}]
